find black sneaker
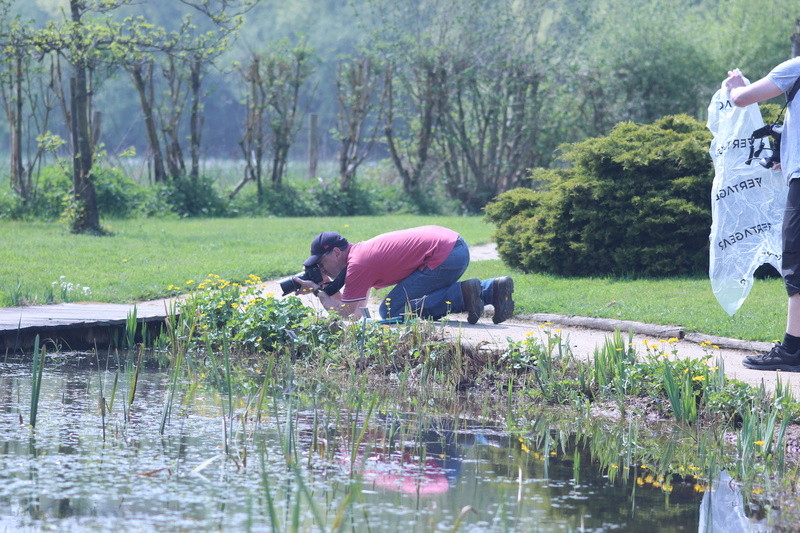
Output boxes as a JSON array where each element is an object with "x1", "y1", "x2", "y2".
[
  {"x1": 491, "y1": 276, "x2": 515, "y2": 324},
  {"x1": 460, "y1": 278, "x2": 483, "y2": 324},
  {"x1": 742, "y1": 342, "x2": 800, "y2": 371}
]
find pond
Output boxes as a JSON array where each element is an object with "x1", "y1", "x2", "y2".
[{"x1": 0, "y1": 360, "x2": 770, "y2": 532}]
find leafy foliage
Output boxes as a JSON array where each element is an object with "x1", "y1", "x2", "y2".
[
  {"x1": 181, "y1": 274, "x2": 341, "y2": 357},
  {"x1": 485, "y1": 114, "x2": 713, "y2": 276}
]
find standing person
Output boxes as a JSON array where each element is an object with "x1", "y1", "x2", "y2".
[
  {"x1": 293, "y1": 225, "x2": 515, "y2": 324},
  {"x1": 724, "y1": 57, "x2": 800, "y2": 370}
]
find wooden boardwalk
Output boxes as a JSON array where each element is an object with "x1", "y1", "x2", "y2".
[{"x1": 0, "y1": 299, "x2": 176, "y2": 352}]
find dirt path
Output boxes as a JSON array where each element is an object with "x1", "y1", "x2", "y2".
[{"x1": 262, "y1": 241, "x2": 799, "y2": 395}]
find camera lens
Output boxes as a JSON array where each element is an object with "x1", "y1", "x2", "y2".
[{"x1": 279, "y1": 277, "x2": 300, "y2": 296}]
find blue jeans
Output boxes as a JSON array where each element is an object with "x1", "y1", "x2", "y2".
[{"x1": 379, "y1": 237, "x2": 471, "y2": 320}]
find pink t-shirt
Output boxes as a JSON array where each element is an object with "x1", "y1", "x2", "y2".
[{"x1": 340, "y1": 226, "x2": 459, "y2": 302}]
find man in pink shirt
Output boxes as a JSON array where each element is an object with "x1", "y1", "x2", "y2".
[{"x1": 293, "y1": 225, "x2": 514, "y2": 324}]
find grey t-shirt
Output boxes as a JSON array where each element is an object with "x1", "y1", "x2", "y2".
[{"x1": 767, "y1": 57, "x2": 800, "y2": 182}]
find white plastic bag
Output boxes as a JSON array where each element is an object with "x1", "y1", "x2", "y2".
[
  {"x1": 707, "y1": 86, "x2": 786, "y2": 316},
  {"x1": 697, "y1": 471, "x2": 769, "y2": 533}
]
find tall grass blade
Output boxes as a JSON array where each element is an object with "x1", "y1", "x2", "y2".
[{"x1": 29, "y1": 335, "x2": 44, "y2": 428}]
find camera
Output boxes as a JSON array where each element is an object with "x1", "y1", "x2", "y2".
[
  {"x1": 279, "y1": 264, "x2": 323, "y2": 296},
  {"x1": 747, "y1": 123, "x2": 783, "y2": 169}
]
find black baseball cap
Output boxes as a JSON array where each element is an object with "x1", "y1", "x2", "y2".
[{"x1": 303, "y1": 231, "x2": 349, "y2": 266}]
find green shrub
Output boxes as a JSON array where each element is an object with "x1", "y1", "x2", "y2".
[
  {"x1": 228, "y1": 177, "x2": 430, "y2": 217},
  {"x1": 181, "y1": 274, "x2": 341, "y2": 357},
  {"x1": 0, "y1": 163, "x2": 172, "y2": 220},
  {"x1": 485, "y1": 114, "x2": 713, "y2": 277},
  {"x1": 31, "y1": 164, "x2": 72, "y2": 221},
  {"x1": 94, "y1": 165, "x2": 171, "y2": 218},
  {"x1": 159, "y1": 175, "x2": 229, "y2": 217}
]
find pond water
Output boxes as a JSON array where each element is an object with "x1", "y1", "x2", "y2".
[{"x1": 0, "y1": 361, "x2": 767, "y2": 532}]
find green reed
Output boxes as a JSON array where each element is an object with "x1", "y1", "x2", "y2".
[
  {"x1": 662, "y1": 359, "x2": 698, "y2": 425},
  {"x1": 159, "y1": 344, "x2": 184, "y2": 435},
  {"x1": 125, "y1": 305, "x2": 138, "y2": 350},
  {"x1": 29, "y1": 335, "x2": 44, "y2": 428}
]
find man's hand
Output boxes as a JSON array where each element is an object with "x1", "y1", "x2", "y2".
[
  {"x1": 723, "y1": 68, "x2": 747, "y2": 92},
  {"x1": 292, "y1": 276, "x2": 319, "y2": 295}
]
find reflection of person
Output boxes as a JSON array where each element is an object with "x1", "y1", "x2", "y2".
[
  {"x1": 293, "y1": 225, "x2": 514, "y2": 323},
  {"x1": 724, "y1": 58, "x2": 800, "y2": 371}
]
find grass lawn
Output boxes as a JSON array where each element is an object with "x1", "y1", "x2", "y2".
[
  {"x1": 1, "y1": 216, "x2": 787, "y2": 342},
  {"x1": 1, "y1": 215, "x2": 495, "y2": 304}
]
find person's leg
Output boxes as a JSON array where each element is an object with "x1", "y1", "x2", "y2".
[
  {"x1": 744, "y1": 179, "x2": 800, "y2": 370},
  {"x1": 379, "y1": 237, "x2": 471, "y2": 319}
]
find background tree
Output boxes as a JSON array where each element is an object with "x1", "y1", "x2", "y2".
[
  {"x1": 368, "y1": 0, "x2": 568, "y2": 211},
  {"x1": 433, "y1": 1, "x2": 557, "y2": 212},
  {"x1": 0, "y1": 5, "x2": 54, "y2": 207},
  {"x1": 234, "y1": 39, "x2": 314, "y2": 198},
  {"x1": 335, "y1": 54, "x2": 386, "y2": 194}
]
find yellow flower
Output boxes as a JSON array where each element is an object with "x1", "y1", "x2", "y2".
[
  {"x1": 668, "y1": 337, "x2": 679, "y2": 344},
  {"x1": 231, "y1": 302, "x2": 239, "y2": 309},
  {"x1": 692, "y1": 375, "x2": 705, "y2": 381},
  {"x1": 754, "y1": 440, "x2": 766, "y2": 446},
  {"x1": 186, "y1": 280, "x2": 195, "y2": 285},
  {"x1": 752, "y1": 488, "x2": 764, "y2": 495}
]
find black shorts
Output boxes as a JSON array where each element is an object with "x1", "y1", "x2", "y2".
[{"x1": 783, "y1": 178, "x2": 800, "y2": 295}]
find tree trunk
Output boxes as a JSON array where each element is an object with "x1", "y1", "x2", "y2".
[
  {"x1": 68, "y1": 0, "x2": 102, "y2": 234},
  {"x1": 189, "y1": 57, "x2": 202, "y2": 180},
  {"x1": 69, "y1": 74, "x2": 102, "y2": 234},
  {"x1": 308, "y1": 113, "x2": 318, "y2": 179},
  {"x1": 130, "y1": 62, "x2": 168, "y2": 182},
  {"x1": 9, "y1": 55, "x2": 24, "y2": 199}
]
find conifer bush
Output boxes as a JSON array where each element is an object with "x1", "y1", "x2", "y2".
[{"x1": 485, "y1": 114, "x2": 713, "y2": 277}]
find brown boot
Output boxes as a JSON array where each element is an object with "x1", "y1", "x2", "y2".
[
  {"x1": 491, "y1": 277, "x2": 514, "y2": 324},
  {"x1": 460, "y1": 278, "x2": 483, "y2": 324}
]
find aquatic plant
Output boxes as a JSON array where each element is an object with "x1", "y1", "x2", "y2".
[
  {"x1": 125, "y1": 305, "x2": 138, "y2": 350},
  {"x1": 29, "y1": 335, "x2": 44, "y2": 428}
]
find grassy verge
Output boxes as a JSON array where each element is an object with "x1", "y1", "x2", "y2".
[
  {"x1": 466, "y1": 261, "x2": 786, "y2": 342},
  {"x1": 1, "y1": 216, "x2": 788, "y2": 341}
]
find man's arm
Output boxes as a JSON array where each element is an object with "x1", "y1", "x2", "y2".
[
  {"x1": 724, "y1": 68, "x2": 783, "y2": 107},
  {"x1": 317, "y1": 292, "x2": 363, "y2": 319},
  {"x1": 292, "y1": 276, "x2": 363, "y2": 319}
]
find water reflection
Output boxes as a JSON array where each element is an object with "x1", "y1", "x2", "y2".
[
  {"x1": 0, "y1": 363, "x2": 775, "y2": 531},
  {"x1": 699, "y1": 472, "x2": 769, "y2": 533}
]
